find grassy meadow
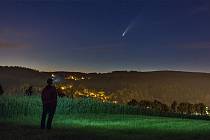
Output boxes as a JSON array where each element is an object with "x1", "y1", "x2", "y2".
[{"x1": 1, "y1": 96, "x2": 210, "y2": 140}]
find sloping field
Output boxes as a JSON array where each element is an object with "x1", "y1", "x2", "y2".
[
  {"x1": 1, "y1": 96, "x2": 210, "y2": 140},
  {"x1": 1, "y1": 114, "x2": 210, "y2": 140}
]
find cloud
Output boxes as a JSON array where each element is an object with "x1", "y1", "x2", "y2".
[
  {"x1": 0, "y1": 28, "x2": 32, "y2": 49},
  {"x1": 0, "y1": 41, "x2": 30, "y2": 49},
  {"x1": 0, "y1": 28, "x2": 33, "y2": 38},
  {"x1": 176, "y1": 41, "x2": 210, "y2": 49}
]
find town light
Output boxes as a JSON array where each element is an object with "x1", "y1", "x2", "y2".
[{"x1": 61, "y1": 86, "x2": 66, "y2": 90}]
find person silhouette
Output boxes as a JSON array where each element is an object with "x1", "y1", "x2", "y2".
[
  {"x1": 25, "y1": 86, "x2": 33, "y2": 96},
  {"x1": 0, "y1": 84, "x2": 4, "y2": 95},
  {"x1": 40, "y1": 78, "x2": 57, "y2": 129}
]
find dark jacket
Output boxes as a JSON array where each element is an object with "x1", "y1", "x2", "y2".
[{"x1": 41, "y1": 85, "x2": 57, "y2": 108}]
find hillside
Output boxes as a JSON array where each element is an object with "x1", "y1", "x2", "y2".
[
  {"x1": 1, "y1": 66, "x2": 210, "y2": 105},
  {"x1": 0, "y1": 66, "x2": 49, "y2": 95},
  {"x1": 78, "y1": 71, "x2": 210, "y2": 105}
]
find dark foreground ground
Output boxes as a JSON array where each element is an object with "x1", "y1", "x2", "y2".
[
  {"x1": 0, "y1": 123, "x2": 208, "y2": 140},
  {"x1": 2, "y1": 96, "x2": 210, "y2": 140}
]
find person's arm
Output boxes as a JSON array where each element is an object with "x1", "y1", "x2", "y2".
[
  {"x1": 55, "y1": 87, "x2": 58, "y2": 101},
  {"x1": 41, "y1": 88, "x2": 46, "y2": 104}
]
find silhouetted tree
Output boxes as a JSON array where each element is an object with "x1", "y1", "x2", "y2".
[
  {"x1": 171, "y1": 101, "x2": 177, "y2": 112},
  {"x1": 194, "y1": 103, "x2": 206, "y2": 115},
  {"x1": 161, "y1": 103, "x2": 170, "y2": 113},
  {"x1": 177, "y1": 102, "x2": 188, "y2": 114},
  {"x1": 153, "y1": 100, "x2": 169, "y2": 113},
  {"x1": 127, "y1": 99, "x2": 138, "y2": 106},
  {"x1": 153, "y1": 100, "x2": 162, "y2": 111},
  {"x1": 0, "y1": 84, "x2": 4, "y2": 95},
  {"x1": 139, "y1": 100, "x2": 153, "y2": 109},
  {"x1": 186, "y1": 103, "x2": 194, "y2": 115},
  {"x1": 177, "y1": 102, "x2": 197, "y2": 115}
]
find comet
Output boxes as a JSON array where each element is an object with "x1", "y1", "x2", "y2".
[
  {"x1": 122, "y1": 14, "x2": 141, "y2": 38},
  {"x1": 122, "y1": 31, "x2": 126, "y2": 37},
  {"x1": 122, "y1": 23, "x2": 134, "y2": 37}
]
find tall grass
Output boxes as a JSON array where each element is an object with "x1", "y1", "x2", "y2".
[
  {"x1": 1, "y1": 95, "x2": 210, "y2": 121},
  {"x1": 0, "y1": 95, "x2": 140, "y2": 118}
]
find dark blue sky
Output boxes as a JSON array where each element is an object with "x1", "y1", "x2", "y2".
[{"x1": 0, "y1": 0, "x2": 210, "y2": 72}]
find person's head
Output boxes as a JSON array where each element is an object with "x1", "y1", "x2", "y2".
[
  {"x1": 29, "y1": 86, "x2": 33, "y2": 90},
  {"x1": 47, "y1": 78, "x2": 53, "y2": 85}
]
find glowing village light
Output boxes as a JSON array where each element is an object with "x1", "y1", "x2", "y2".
[
  {"x1": 206, "y1": 106, "x2": 209, "y2": 115},
  {"x1": 61, "y1": 86, "x2": 66, "y2": 90}
]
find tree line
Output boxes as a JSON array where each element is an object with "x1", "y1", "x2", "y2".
[{"x1": 127, "y1": 99, "x2": 207, "y2": 115}]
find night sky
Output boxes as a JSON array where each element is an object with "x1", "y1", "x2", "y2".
[{"x1": 0, "y1": 0, "x2": 210, "y2": 72}]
